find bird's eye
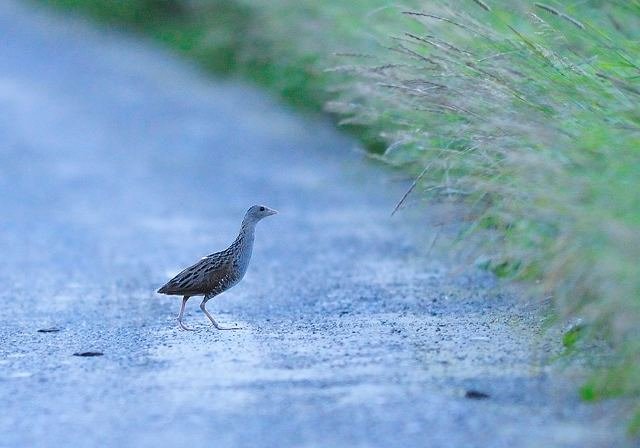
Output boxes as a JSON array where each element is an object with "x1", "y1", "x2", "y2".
[{"x1": 259, "y1": 207, "x2": 265, "y2": 211}]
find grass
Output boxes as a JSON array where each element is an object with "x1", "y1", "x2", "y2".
[{"x1": 35, "y1": 0, "x2": 640, "y2": 432}]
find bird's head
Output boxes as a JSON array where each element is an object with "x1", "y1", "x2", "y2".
[{"x1": 244, "y1": 205, "x2": 278, "y2": 225}]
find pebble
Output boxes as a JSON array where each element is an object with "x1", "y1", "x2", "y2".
[
  {"x1": 470, "y1": 336, "x2": 490, "y2": 342},
  {"x1": 465, "y1": 390, "x2": 490, "y2": 400},
  {"x1": 73, "y1": 352, "x2": 104, "y2": 357}
]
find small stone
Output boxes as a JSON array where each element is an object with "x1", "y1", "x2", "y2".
[
  {"x1": 470, "y1": 336, "x2": 490, "y2": 342},
  {"x1": 73, "y1": 351, "x2": 104, "y2": 357},
  {"x1": 37, "y1": 328, "x2": 61, "y2": 333},
  {"x1": 465, "y1": 390, "x2": 490, "y2": 400}
]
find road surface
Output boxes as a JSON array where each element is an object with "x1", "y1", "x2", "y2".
[{"x1": 0, "y1": 2, "x2": 626, "y2": 447}]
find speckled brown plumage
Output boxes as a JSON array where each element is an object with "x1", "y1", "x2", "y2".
[
  {"x1": 158, "y1": 245, "x2": 241, "y2": 297},
  {"x1": 157, "y1": 205, "x2": 277, "y2": 330}
]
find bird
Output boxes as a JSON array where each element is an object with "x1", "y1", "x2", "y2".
[{"x1": 157, "y1": 205, "x2": 278, "y2": 330}]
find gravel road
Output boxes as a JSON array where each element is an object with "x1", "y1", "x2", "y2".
[{"x1": 0, "y1": 2, "x2": 627, "y2": 447}]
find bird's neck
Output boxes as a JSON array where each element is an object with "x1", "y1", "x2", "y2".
[{"x1": 234, "y1": 219, "x2": 256, "y2": 248}]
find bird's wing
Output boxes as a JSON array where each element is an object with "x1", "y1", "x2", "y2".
[{"x1": 157, "y1": 252, "x2": 230, "y2": 295}]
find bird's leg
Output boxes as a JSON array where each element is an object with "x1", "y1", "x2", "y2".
[
  {"x1": 177, "y1": 296, "x2": 194, "y2": 331},
  {"x1": 200, "y1": 296, "x2": 242, "y2": 330}
]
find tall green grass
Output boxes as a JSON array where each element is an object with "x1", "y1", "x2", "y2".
[
  {"x1": 36, "y1": 0, "x2": 640, "y2": 430},
  {"x1": 325, "y1": 3, "x2": 640, "y2": 429}
]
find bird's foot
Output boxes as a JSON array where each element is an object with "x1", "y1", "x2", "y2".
[
  {"x1": 178, "y1": 320, "x2": 195, "y2": 331},
  {"x1": 211, "y1": 323, "x2": 243, "y2": 331}
]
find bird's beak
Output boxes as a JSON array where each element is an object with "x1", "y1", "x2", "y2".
[{"x1": 267, "y1": 208, "x2": 278, "y2": 216}]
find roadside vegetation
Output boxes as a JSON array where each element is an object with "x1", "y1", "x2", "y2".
[{"x1": 37, "y1": 0, "x2": 640, "y2": 431}]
